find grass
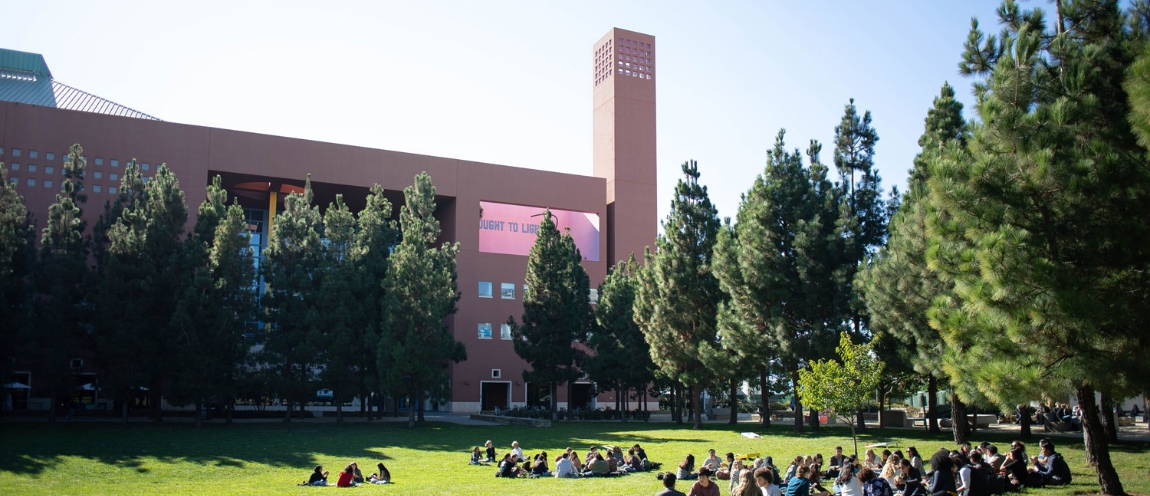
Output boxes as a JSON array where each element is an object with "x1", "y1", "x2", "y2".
[{"x1": 0, "y1": 420, "x2": 1147, "y2": 495}]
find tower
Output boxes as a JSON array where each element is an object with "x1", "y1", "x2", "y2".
[{"x1": 593, "y1": 28, "x2": 657, "y2": 266}]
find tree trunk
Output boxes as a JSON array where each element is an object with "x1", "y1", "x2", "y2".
[
  {"x1": 121, "y1": 400, "x2": 129, "y2": 426},
  {"x1": 951, "y1": 394, "x2": 968, "y2": 445},
  {"x1": 792, "y1": 370, "x2": 804, "y2": 432},
  {"x1": 151, "y1": 386, "x2": 163, "y2": 422},
  {"x1": 226, "y1": 398, "x2": 234, "y2": 424},
  {"x1": 1100, "y1": 391, "x2": 1119, "y2": 443},
  {"x1": 392, "y1": 395, "x2": 398, "y2": 418},
  {"x1": 760, "y1": 368, "x2": 771, "y2": 428},
  {"x1": 877, "y1": 386, "x2": 887, "y2": 428},
  {"x1": 336, "y1": 393, "x2": 344, "y2": 423},
  {"x1": 670, "y1": 383, "x2": 679, "y2": 424},
  {"x1": 970, "y1": 403, "x2": 977, "y2": 434},
  {"x1": 195, "y1": 398, "x2": 203, "y2": 429},
  {"x1": 1019, "y1": 405, "x2": 1032, "y2": 439},
  {"x1": 47, "y1": 390, "x2": 58, "y2": 424},
  {"x1": 407, "y1": 394, "x2": 416, "y2": 429},
  {"x1": 417, "y1": 385, "x2": 426, "y2": 423},
  {"x1": 810, "y1": 408, "x2": 820, "y2": 432},
  {"x1": 729, "y1": 377, "x2": 739, "y2": 425},
  {"x1": 1078, "y1": 385, "x2": 1126, "y2": 495},
  {"x1": 359, "y1": 393, "x2": 366, "y2": 420},
  {"x1": 693, "y1": 384, "x2": 703, "y2": 430},
  {"x1": 857, "y1": 410, "x2": 867, "y2": 432},
  {"x1": 927, "y1": 375, "x2": 940, "y2": 434},
  {"x1": 283, "y1": 399, "x2": 292, "y2": 423}
]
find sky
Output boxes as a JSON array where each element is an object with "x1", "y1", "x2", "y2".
[{"x1": 0, "y1": 0, "x2": 1009, "y2": 224}]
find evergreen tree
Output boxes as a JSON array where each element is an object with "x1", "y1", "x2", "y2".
[
  {"x1": 94, "y1": 162, "x2": 188, "y2": 423},
  {"x1": 634, "y1": 160, "x2": 723, "y2": 430},
  {"x1": 353, "y1": 185, "x2": 398, "y2": 419},
  {"x1": 586, "y1": 255, "x2": 654, "y2": 421},
  {"x1": 926, "y1": 2, "x2": 1150, "y2": 492},
  {"x1": 509, "y1": 209, "x2": 591, "y2": 422},
  {"x1": 30, "y1": 144, "x2": 90, "y2": 423},
  {"x1": 317, "y1": 194, "x2": 361, "y2": 421},
  {"x1": 856, "y1": 83, "x2": 967, "y2": 438},
  {"x1": 168, "y1": 176, "x2": 255, "y2": 427},
  {"x1": 380, "y1": 172, "x2": 465, "y2": 428},
  {"x1": 0, "y1": 166, "x2": 33, "y2": 383},
  {"x1": 260, "y1": 175, "x2": 325, "y2": 422}
]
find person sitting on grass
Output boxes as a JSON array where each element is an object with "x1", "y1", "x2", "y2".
[
  {"x1": 335, "y1": 464, "x2": 356, "y2": 487},
  {"x1": 531, "y1": 452, "x2": 551, "y2": 477},
  {"x1": 307, "y1": 465, "x2": 329, "y2": 486},
  {"x1": 657, "y1": 473, "x2": 687, "y2": 496},
  {"x1": 350, "y1": 462, "x2": 364, "y2": 484},
  {"x1": 555, "y1": 452, "x2": 579, "y2": 478},
  {"x1": 366, "y1": 462, "x2": 390, "y2": 484},
  {"x1": 784, "y1": 456, "x2": 803, "y2": 484},
  {"x1": 471, "y1": 446, "x2": 487, "y2": 465},
  {"x1": 702, "y1": 449, "x2": 723, "y2": 472},
  {"x1": 586, "y1": 446, "x2": 600, "y2": 468},
  {"x1": 677, "y1": 454, "x2": 699, "y2": 481},
  {"x1": 837, "y1": 461, "x2": 863, "y2": 496},
  {"x1": 756, "y1": 466, "x2": 783, "y2": 496},
  {"x1": 734, "y1": 470, "x2": 761, "y2": 496},
  {"x1": 858, "y1": 467, "x2": 892, "y2": 496},
  {"x1": 688, "y1": 467, "x2": 721, "y2": 496},
  {"x1": 785, "y1": 465, "x2": 812, "y2": 496},
  {"x1": 1028, "y1": 439, "x2": 1071, "y2": 487},
  {"x1": 626, "y1": 448, "x2": 644, "y2": 472},
  {"x1": 485, "y1": 440, "x2": 497, "y2": 463},
  {"x1": 585, "y1": 452, "x2": 610, "y2": 477},
  {"x1": 498, "y1": 454, "x2": 521, "y2": 478},
  {"x1": 566, "y1": 447, "x2": 583, "y2": 472},
  {"x1": 511, "y1": 441, "x2": 523, "y2": 460}
]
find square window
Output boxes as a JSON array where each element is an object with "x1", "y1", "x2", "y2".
[
  {"x1": 93, "y1": 185, "x2": 101, "y2": 193},
  {"x1": 0, "y1": 147, "x2": 4, "y2": 155},
  {"x1": 43, "y1": 180, "x2": 52, "y2": 188},
  {"x1": 94, "y1": 171, "x2": 102, "y2": 179},
  {"x1": 12, "y1": 149, "x2": 21, "y2": 157},
  {"x1": 143, "y1": 176, "x2": 149, "y2": 183},
  {"x1": 95, "y1": 158, "x2": 103, "y2": 166},
  {"x1": 500, "y1": 323, "x2": 512, "y2": 340},
  {"x1": 492, "y1": 369, "x2": 501, "y2": 379},
  {"x1": 46, "y1": 152, "x2": 54, "y2": 161},
  {"x1": 109, "y1": 186, "x2": 118, "y2": 194},
  {"x1": 29, "y1": 151, "x2": 38, "y2": 159},
  {"x1": 111, "y1": 159, "x2": 119, "y2": 167},
  {"x1": 500, "y1": 283, "x2": 515, "y2": 299},
  {"x1": 26, "y1": 179, "x2": 35, "y2": 186},
  {"x1": 45, "y1": 166, "x2": 53, "y2": 175},
  {"x1": 478, "y1": 323, "x2": 492, "y2": 339},
  {"x1": 8, "y1": 163, "x2": 17, "y2": 171},
  {"x1": 28, "y1": 165, "x2": 36, "y2": 173},
  {"x1": 8, "y1": 177, "x2": 15, "y2": 184},
  {"x1": 110, "y1": 173, "x2": 118, "y2": 181},
  {"x1": 478, "y1": 281, "x2": 493, "y2": 298},
  {"x1": 141, "y1": 163, "x2": 150, "y2": 171}
]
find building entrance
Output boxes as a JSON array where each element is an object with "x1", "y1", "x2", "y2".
[
  {"x1": 570, "y1": 383, "x2": 593, "y2": 410},
  {"x1": 480, "y1": 382, "x2": 509, "y2": 412}
]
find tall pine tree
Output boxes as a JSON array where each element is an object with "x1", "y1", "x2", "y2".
[
  {"x1": 0, "y1": 166, "x2": 33, "y2": 384},
  {"x1": 586, "y1": 255, "x2": 652, "y2": 421}
]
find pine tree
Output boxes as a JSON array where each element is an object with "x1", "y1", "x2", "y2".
[
  {"x1": 31, "y1": 144, "x2": 90, "y2": 423},
  {"x1": 168, "y1": 176, "x2": 255, "y2": 427},
  {"x1": 317, "y1": 194, "x2": 360, "y2": 422},
  {"x1": 352, "y1": 185, "x2": 398, "y2": 419},
  {"x1": 0, "y1": 166, "x2": 33, "y2": 384},
  {"x1": 509, "y1": 209, "x2": 591, "y2": 422},
  {"x1": 380, "y1": 172, "x2": 466, "y2": 429},
  {"x1": 260, "y1": 175, "x2": 325, "y2": 422},
  {"x1": 586, "y1": 255, "x2": 653, "y2": 421},
  {"x1": 634, "y1": 160, "x2": 723, "y2": 430},
  {"x1": 94, "y1": 162, "x2": 188, "y2": 423},
  {"x1": 925, "y1": 2, "x2": 1150, "y2": 492}
]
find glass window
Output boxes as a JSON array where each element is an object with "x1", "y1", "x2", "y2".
[
  {"x1": 29, "y1": 151, "x2": 38, "y2": 159},
  {"x1": 26, "y1": 179, "x2": 35, "y2": 186},
  {"x1": 111, "y1": 159, "x2": 119, "y2": 167},
  {"x1": 141, "y1": 163, "x2": 150, "y2": 171},
  {"x1": 501, "y1": 283, "x2": 515, "y2": 299},
  {"x1": 12, "y1": 149, "x2": 21, "y2": 157},
  {"x1": 94, "y1": 171, "x2": 102, "y2": 179},
  {"x1": 28, "y1": 165, "x2": 36, "y2": 173},
  {"x1": 92, "y1": 185, "x2": 101, "y2": 193},
  {"x1": 500, "y1": 323, "x2": 512, "y2": 340},
  {"x1": 109, "y1": 186, "x2": 117, "y2": 194},
  {"x1": 45, "y1": 166, "x2": 53, "y2": 175},
  {"x1": 110, "y1": 173, "x2": 118, "y2": 180},
  {"x1": 8, "y1": 163, "x2": 16, "y2": 171},
  {"x1": 0, "y1": 147, "x2": 4, "y2": 155},
  {"x1": 43, "y1": 180, "x2": 52, "y2": 189},
  {"x1": 478, "y1": 281, "x2": 493, "y2": 298},
  {"x1": 46, "y1": 152, "x2": 54, "y2": 161},
  {"x1": 95, "y1": 158, "x2": 103, "y2": 166},
  {"x1": 8, "y1": 176, "x2": 15, "y2": 184},
  {"x1": 478, "y1": 323, "x2": 492, "y2": 339},
  {"x1": 142, "y1": 176, "x2": 149, "y2": 183}
]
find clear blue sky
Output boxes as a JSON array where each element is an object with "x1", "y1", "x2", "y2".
[{"x1": 1, "y1": 0, "x2": 1007, "y2": 224}]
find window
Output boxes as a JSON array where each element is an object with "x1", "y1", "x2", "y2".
[
  {"x1": 141, "y1": 163, "x2": 150, "y2": 171},
  {"x1": 500, "y1": 323, "x2": 512, "y2": 340},
  {"x1": 143, "y1": 176, "x2": 149, "y2": 183},
  {"x1": 589, "y1": 288, "x2": 600, "y2": 304},
  {"x1": 94, "y1": 171, "x2": 102, "y2": 179},
  {"x1": 95, "y1": 158, "x2": 103, "y2": 166},
  {"x1": 0, "y1": 147, "x2": 4, "y2": 155},
  {"x1": 110, "y1": 173, "x2": 118, "y2": 180},
  {"x1": 478, "y1": 281, "x2": 493, "y2": 298},
  {"x1": 8, "y1": 163, "x2": 16, "y2": 171},
  {"x1": 26, "y1": 179, "x2": 35, "y2": 186},
  {"x1": 111, "y1": 159, "x2": 119, "y2": 167},
  {"x1": 478, "y1": 323, "x2": 492, "y2": 339},
  {"x1": 43, "y1": 180, "x2": 52, "y2": 189},
  {"x1": 500, "y1": 282, "x2": 515, "y2": 299},
  {"x1": 491, "y1": 369, "x2": 502, "y2": 379},
  {"x1": 12, "y1": 149, "x2": 21, "y2": 157},
  {"x1": 45, "y1": 166, "x2": 53, "y2": 175},
  {"x1": 28, "y1": 165, "x2": 36, "y2": 173},
  {"x1": 29, "y1": 151, "x2": 38, "y2": 159},
  {"x1": 92, "y1": 185, "x2": 101, "y2": 193},
  {"x1": 8, "y1": 176, "x2": 16, "y2": 184},
  {"x1": 46, "y1": 152, "x2": 54, "y2": 161},
  {"x1": 523, "y1": 284, "x2": 528, "y2": 296},
  {"x1": 109, "y1": 186, "x2": 117, "y2": 194}
]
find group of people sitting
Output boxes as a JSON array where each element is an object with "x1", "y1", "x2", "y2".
[
  {"x1": 471, "y1": 439, "x2": 662, "y2": 478},
  {"x1": 650, "y1": 439, "x2": 1072, "y2": 496},
  {"x1": 1033, "y1": 403, "x2": 1083, "y2": 431},
  {"x1": 302, "y1": 461, "x2": 391, "y2": 487}
]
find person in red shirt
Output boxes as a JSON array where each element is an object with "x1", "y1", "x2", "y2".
[{"x1": 335, "y1": 464, "x2": 356, "y2": 487}]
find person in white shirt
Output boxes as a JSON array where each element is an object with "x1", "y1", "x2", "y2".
[
  {"x1": 511, "y1": 441, "x2": 523, "y2": 461},
  {"x1": 702, "y1": 449, "x2": 722, "y2": 471},
  {"x1": 837, "y1": 462, "x2": 864, "y2": 496},
  {"x1": 554, "y1": 452, "x2": 577, "y2": 478},
  {"x1": 755, "y1": 466, "x2": 783, "y2": 496}
]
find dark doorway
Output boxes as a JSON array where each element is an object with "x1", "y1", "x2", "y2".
[
  {"x1": 570, "y1": 383, "x2": 593, "y2": 410},
  {"x1": 526, "y1": 382, "x2": 551, "y2": 408},
  {"x1": 481, "y1": 382, "x2": 509, "y2": 412}
]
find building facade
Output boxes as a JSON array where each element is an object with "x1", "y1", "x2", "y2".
[{"x1": 1, "y1": 28, "x2": 656, "y2": 413}]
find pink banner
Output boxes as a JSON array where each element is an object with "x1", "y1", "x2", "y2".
[{"x1": 478, "y1": 201, "x2": 600, "y2": 261}]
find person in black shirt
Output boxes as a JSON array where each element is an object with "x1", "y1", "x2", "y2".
[{"x1": 1029, "y1": 439, "x2": 1071, "y2": 486}]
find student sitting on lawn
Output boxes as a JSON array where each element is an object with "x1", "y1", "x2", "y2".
[
  {"x1": 585, "y1": 452, "x2": 611, "y2": 477},
  {"x1": 367, "y1": 462, "x2": 391, "y2": 484},
  {"x1": 531, "y1": 452, "x2": 551, "y2": 477},
  {"x1": 497, "y1": 454, "x2": 521, "y2": 478},
  {"x1": 555, "y1": 452, "x2": 579, "y2": 478},
  {"x1": 335, "y1": 464, "x2": 356, "y2": 487},
  {"x1": 307, "y1": 465, "x2": 329, "y2": 486},
  {"x1": 350, "y1": 462, "x2": 364, "y2": 483},
  {"x1": 485, "y1": 440, "x2": 497, "y2": 463},
  {"x1": 565, "y1": 447, "x2": 583, "y2": 472},
  {"x1": 688, "y1": 467, "x2": 721, "y2": 496},
  {"x1": 471, "y1": 446, "x2": 486, "y2": 465},
  {"x1": 677, "y1": 454, "x2": 699, "y2": 481}
]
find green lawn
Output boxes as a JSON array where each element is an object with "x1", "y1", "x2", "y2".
[{"x1": 0, "y1": 420, "x2": 1147, "y2": 495}]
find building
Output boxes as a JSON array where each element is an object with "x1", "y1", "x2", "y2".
[{"x1": 0, "y1": 28, "x2": 657, "y2": 413}]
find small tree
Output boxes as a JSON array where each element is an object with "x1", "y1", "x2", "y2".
[{"x1": 798, "y1": 332, "x2": 884, "y2": 456}]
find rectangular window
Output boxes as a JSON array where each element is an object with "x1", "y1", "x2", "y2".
[
  {"x1": 94, "y1": 171, "x2": 102, "y2": 179},
  {"x1": 478, "y1": 281, "x2": 493, "y2": 298},
  {"x1": 45, "y1": 166, "x2": 53, "y2": 175},
  {"x1": 27, "y1": 165, "x2": 36, "y2": 173},
  {"x1": 110, "y1": 173, "x2": 118, "y2": 180},
  {"x1": 8, "y1": 163, "x2": 16, "y2": 171},
  {"x1": 0, "y1": 148, "x2": 5, "y2": 155},
  {"x1": 500, "y1": 282, "x2": 515, "y2": 299},
  {"x1": 500, "y1": 323, "x2": 512, "y2": 340},
  {"x1": 109, "y1": 186, "x2": 117, "y2": 194},
  {"x1": 95, "y1": 158, "x2": 103, "y2": 166},
  {"x1": 12, "y1": 149, "x2": 20, "y2": 157},
  {"x1": 46, "y1": 152, "x2": 54, "y2": 161},
  {"x1": 92, "y1": 185, "x2": 101, "y2": 193},
  {"x1": 141, "y1": 163, "x2": 150, "y2": 171},
  {"x1": 8, "y1": 176, "x2": 15, "y2": 184},
  {"x1": 26, "y1": 179, "x2": 35, "y2": 186},
  {"x1": 110, "y1": 159, "x2": 119, "y2": 167},
  {"x1": 43, "y1": 180, "x2": 52, "y2": 189},
  {"x1": 478, "y1": 323, "x2": 492, "y2": 339},
  {"x1": 29, "y1": 151, "x2": 38, "y2": 159}
]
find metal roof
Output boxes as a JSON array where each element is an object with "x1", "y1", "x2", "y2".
[{"x1": 0, "y1": 48, "x2": 159, "y2": 121}]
